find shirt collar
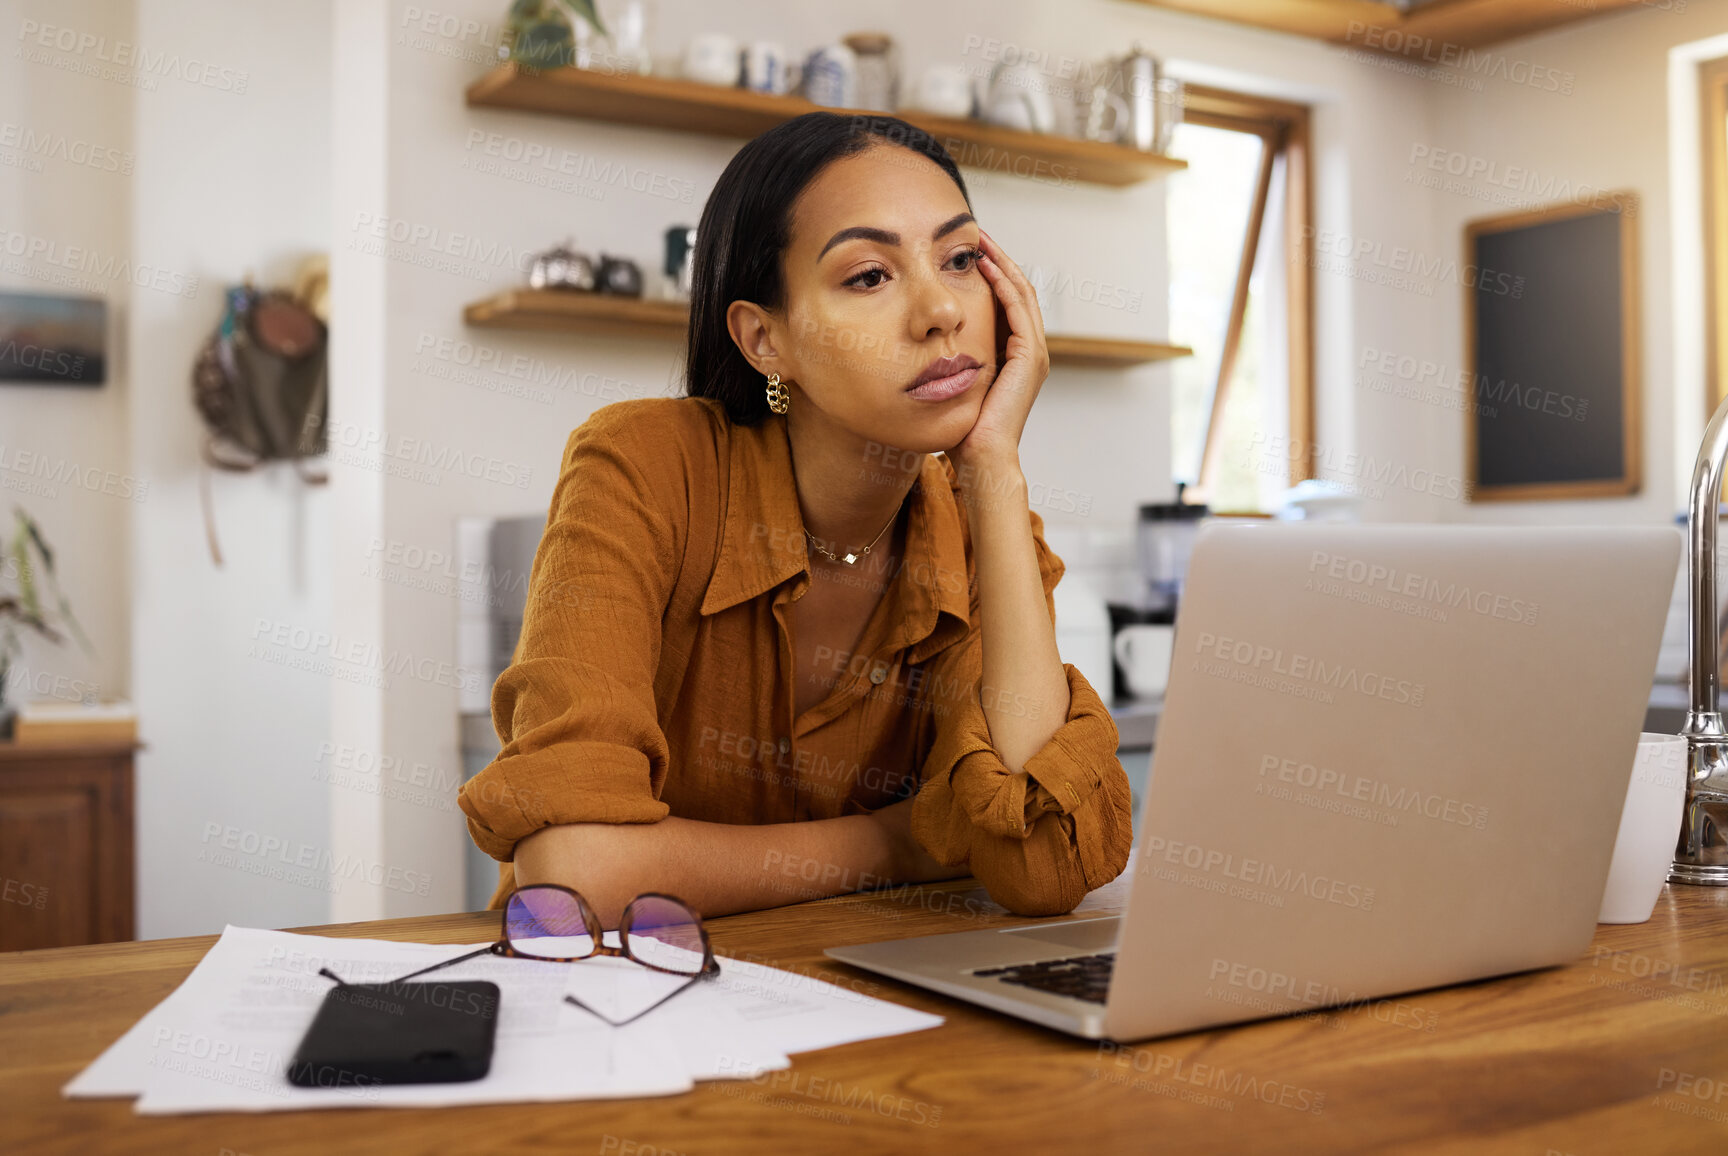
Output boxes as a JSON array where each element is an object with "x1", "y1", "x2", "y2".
[{"x1": 698, "y1": 415, "x2": 971, "y2": 662}]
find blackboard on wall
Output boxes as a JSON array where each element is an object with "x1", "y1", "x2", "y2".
[{"x1": 1464, "y1": 197, "x2": 1640, "y2": 501}]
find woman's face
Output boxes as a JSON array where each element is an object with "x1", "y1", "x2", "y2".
[{"x1": 764, "y1": 144, "x2": 999, "y2": 457}]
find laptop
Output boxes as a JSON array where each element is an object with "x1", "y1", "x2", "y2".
[{"x1": 825, "y1": 523, "x2": 1682, "y2": 1041}]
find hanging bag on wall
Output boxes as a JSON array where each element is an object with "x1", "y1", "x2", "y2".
[{"x1": 190, "y1": 271, "x2": 329, "y2": 566}]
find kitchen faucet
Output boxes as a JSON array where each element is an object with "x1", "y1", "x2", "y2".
[{"x1": 1675, "y1": 395, "x2": 1728, "y2": 884}]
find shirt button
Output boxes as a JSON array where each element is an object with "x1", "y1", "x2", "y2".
[
  {"x1": 869, "y1": 664, "x2": 888, "y2": 684},
  {"x1": 778, "y1": 737, "x2": 789, "y2": 754}
]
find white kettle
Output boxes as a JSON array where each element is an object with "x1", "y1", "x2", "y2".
[
  {"x1": 979, "y1": 54, "x2": 1057, "y2": 134},
  {"x1": 1052, "y1": 572, "x2": 1115, "y2": 703}
]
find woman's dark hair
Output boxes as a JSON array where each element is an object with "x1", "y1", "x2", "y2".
[{"x1": 683, "y1": 113, "x2": 972, "y2": 425}]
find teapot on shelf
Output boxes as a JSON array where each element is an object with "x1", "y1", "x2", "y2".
[
  {"x1": 527, "y1": 238, "x2": 596, "y2": 291},
  {"x1": 1100, "y1": 43, "x2": 1183, "y2": 153}
]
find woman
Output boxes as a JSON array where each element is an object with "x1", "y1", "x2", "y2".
[{"x1": 458, "y1": 112, "x2": 1132, "y2": 926}]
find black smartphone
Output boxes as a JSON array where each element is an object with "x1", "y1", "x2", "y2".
[{"x1": 289, "y1": 979, "x2": 500, "y2": 1087}]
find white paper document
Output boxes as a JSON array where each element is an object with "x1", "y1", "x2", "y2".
[{"x1": 64, "y1": 925, "x2": 941, "y2": 1114}]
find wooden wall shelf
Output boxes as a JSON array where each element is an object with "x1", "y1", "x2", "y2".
[
  {"x1": 465, "y1": 63, "x2": 1187, "y2": 188},
  {"x1": 1043, "y1": 333, "x2": 1192, "y2": 368},
  {"x1": 465, "y1": 289, "x2": 688, "y2": 341},
  {"x1": 1128, "y1": 0, "x2": 1650, "y2": 50},
  {"x1": 464, "y1": 289, "x2": 1191, "y2": 368}
]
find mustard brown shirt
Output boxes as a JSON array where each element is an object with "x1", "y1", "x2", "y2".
[{"x1": 457, "y1": 395, "x2": 1133, "y2": 915}]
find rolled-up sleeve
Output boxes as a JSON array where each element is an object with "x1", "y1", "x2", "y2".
[
  {"x1": 909, "y1": 510, "x2": 1134, "y2": 916},
  {"x1": 458, "y1": 406, "x2": 678, "y2": 862}
]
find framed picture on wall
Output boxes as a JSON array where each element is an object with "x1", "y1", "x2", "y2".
[
  {"x1": 0, "y1": 292, "x2": 107, "y2": 386},
  {"x1": 1463, "y1": 195, "x2": 1639, "y2": 501}
]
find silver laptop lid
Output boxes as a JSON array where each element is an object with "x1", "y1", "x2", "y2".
[{"x1": 1103, "y1": 523, "x2": 1680, "y2": 1041}]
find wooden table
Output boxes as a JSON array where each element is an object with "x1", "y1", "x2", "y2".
[{"x1": 4, "y1": 876, "x2": 1728, "y2": 1154}]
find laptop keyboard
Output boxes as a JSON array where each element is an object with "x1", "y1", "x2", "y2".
[{"x1": 973, "y1": 952, "x2": 1115, "y2": 1004}]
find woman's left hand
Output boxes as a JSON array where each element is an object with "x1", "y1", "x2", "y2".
[{"x1": 949, "y1": 228, "x2": 1049, "y2": 477}]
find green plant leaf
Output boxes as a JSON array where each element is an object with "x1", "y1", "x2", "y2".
[
  {"x1": 22, "y1": 514, "x2": 53, "y2": 572},
  {"x1": 0, "y1": 597, "x2": 60, "y2": 642},
  {"x1": 10, "y1": 513, "x2": 39, "y2": 620},
  {"x1": 552, "y1": 0, "x2": 607, "y2": 39},
  {"x1": 0, "y1": 620, "x2": 16, "y2": 705},
  {"x1": 3, "y1": 506, "x2": 93, "y2": 659}
]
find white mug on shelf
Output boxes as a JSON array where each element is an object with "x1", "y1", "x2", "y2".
[
  {"x1": 682, "y1": 33, "x2": 741, "y2": 87},
  {"x1": 913, "y1": 63, "x2": 973, "y2": 118},
  {"x1": 1070, "y1": 83, "x2": 1129, "y2": 142},
  {"x1": 743, "y1": 41, "x2": 793, "y2": 95},
  {"x1": 801, "y1": 43, "x2": 857, "y2": 108},
  {"x1": 1113, "y1": 624, "x2": 1175, "y2": 699},
  {"x1": 1597, "y1": 732, "x2": 1688, "y2": 923}
]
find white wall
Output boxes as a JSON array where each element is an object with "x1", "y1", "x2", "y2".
[
  {"x1": 125, "y1": 0, "x2": 333, "y2": 937},
  {"x1": 7, "y1": 0, "x2": 1720, "y2": 936},
  {"x1": 0, "y1": 0, "x2": 135, "y2": 709},
  {"x1": 1417, "y1": 0, "x2": 1728, "y2": 525}
]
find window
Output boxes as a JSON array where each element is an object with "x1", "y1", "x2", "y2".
[{"x1": 1166, "y1": 85, "x2": 1314, "y2": 512}]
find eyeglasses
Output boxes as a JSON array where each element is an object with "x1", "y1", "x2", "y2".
[{"x1": 317, "y1": 884, "x2": 721, "y2": 1027}]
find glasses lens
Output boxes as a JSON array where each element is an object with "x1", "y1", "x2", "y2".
[
  {"x1": 505, "y1": 888, "x2": 595, "y2": 959},
  {"x1": 623, "y1": 896, "x2": 708, "y2": 976}
]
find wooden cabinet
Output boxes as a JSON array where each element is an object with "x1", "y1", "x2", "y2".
[{"x1": 0, "y1": 741, "x2": 136, "y2": 950}]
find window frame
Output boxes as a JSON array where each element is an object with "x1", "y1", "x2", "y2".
[{"x1": 1177, "y1": 84, "x2": 1315, "y2": 498}]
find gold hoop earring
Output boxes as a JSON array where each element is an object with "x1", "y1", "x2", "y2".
[{"x1": 765, "y1": 372, "x2": 789, "y2": 415}]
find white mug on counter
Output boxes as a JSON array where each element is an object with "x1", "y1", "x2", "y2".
[
  {"x1": 1113, "y1": 624, "x2": 1175, "y2": 699},
  {"x1": 1597, "y1": 732, "x2": 1688, "y2": 923}
]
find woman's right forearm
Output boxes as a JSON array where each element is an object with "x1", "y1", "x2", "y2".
[{"x1": 511, "y1": 803, "x2": 961, "y2": 928}]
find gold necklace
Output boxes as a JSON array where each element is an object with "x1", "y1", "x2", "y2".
[{"x1": 805, "y1": 494, "x2": 906, "y2": 565}]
